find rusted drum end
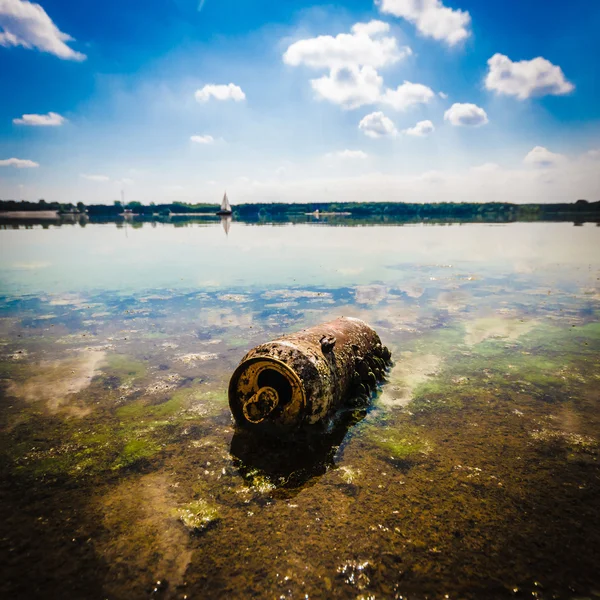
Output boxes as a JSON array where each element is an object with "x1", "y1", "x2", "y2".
[{"x1": 228, "y1": 356, "x2": 306, "y2": 431}]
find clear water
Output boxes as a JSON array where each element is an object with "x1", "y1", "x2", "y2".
[{"x1": 0, "y1": 220, "x2": 599, "y2": 599}]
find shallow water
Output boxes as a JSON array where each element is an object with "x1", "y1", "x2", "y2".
[{"x1": 1, "y1": 220, "x2": 599, "y2": 599}]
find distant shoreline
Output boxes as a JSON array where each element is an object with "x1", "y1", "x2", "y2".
[
  {"x1": 1, "y1": 200, "x2": 599, "y2": 226},
  {"x1": 0, "y1": 211, "x2": 60, "y2": 219}
]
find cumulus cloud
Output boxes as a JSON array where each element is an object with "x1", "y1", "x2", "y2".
[
  {"x1": 403, "y1": 119, "x2": 435, "y2": 136},
  {"x1": 80, "y1": 174, "x2": 109, "y2": 182},
  {"x1": 0, "y1": 157, "x2": 39, "y2": 168},
  {"x1": 324, "y1": 149, "x2": 368, "y2": 159},
  {"x1": 380, "y1": 81, "x2": 435, "y2": 110},
  {"x1": 523, "y1": 146, "x2": 567, "y2": 168},
  {"x1": 283, "y1": 20, "x2": 411, "y2": 70},
  {"x1": 485, "y1": 53, "x2": 574, "y2": 99},
  {"x1": 195, "y1": 83, "x2": 246, "y2": 102},
  {"x1": 0, "y1": 0, "x2": 86, "y2": 60},
  {"x1": 283, "y1": 21, "x2": 440, "y2": 111},
  {"x1": 190, "y1": 134, "x2": 215, "y2": 144},
  {"x1": 311, "y1": 65, "x2": 383, "y2": 109},
  {"x1": 359, "y1": 111, "x2": 398, "y2": 138},
  {"x1": 13, "y1": 111, "x2": 65, "y2": 126},
  {"x1": 377, "y1": 0, "x2": 471, "y2": 46},
  {"x1": 444, "y1": 102, "x2": 488, "y2": 126}
]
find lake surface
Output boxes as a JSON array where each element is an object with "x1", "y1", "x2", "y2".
[{"x1": 1, "y1": 220, "x2": 599, "y2": 599}]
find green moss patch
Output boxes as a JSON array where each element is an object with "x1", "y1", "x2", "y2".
[
  {"x1": 104, "y1": 354, "x2": 147, "y2": 384},
  {"x1": 375, "y1": 426, "x2": 433, "y2": 463}
]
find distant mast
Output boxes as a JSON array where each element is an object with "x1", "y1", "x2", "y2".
[
  {"x1": 120, "y1": 189, "x2": 133, "y2": 217},
  {"x1": 216, "y1": 191, "x2": 233, "y2": 215}
]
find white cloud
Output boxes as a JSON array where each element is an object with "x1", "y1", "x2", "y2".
[
  {"x1": 0, "y1": 0, "x2": 86, "y2": 60},
  {"x1": 377, "y1": 0, "x2": 471, "y2": 46},
  {"x1": 470, "y1": 162, "x2": 501, "y2": 174},
  {"x1": 283, "y1": 20, "x2": 411, "y2": 70},
  {"x1": 80, "y1": 174, "x2": 109, "y2": 182},
  {"x1": 523, "y1": 146, "x2": 567, "y2": 168},
  {"x1": 485, "y1": 53, "x2": 574, "y2": 99},
  {"x1": 116, "y1": 177, "x2": 135, "y2": 186},
  {"x1": 311, "y1": 65, "x2": 383, "y2": 109},
  {"x1": 438, "y1": 91, "x2": 448, "y2": 99},
  {"x1": 284, "y1": 22, "x2": 441, "y2": 112},
  {"x1": 324, "y1": 149, "x2": 368, "y2": 159},
  {"x1": 359, "y1": 111, "x2": 398, "y2": 138},
  {"x1": 0, "y1": 157, "x2": 38, "y2": 168},
  {"x1": 403, "y1": 119, "x2": 435, "y2": 136},
  {"x1": 444, "y1": 103, "x2": 488, "y2": 126},
  {"x1": 13, "y1": 111, "x2": 66, "y2": 126},
  {"x1": 585, "y1": 149, "x2": 600, "y2": 161},
  {"x1": 190, "y1": 134, "x2": 215, "y2": 144},
  {"x1": 195, "y1": 84, "x2": 246, "y2": 102},
  {"x1": 380, "y1": 81, "x2": 435, "y2": 110}
]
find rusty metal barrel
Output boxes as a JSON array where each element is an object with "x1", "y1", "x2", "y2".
[{"x1": 228, "y1": 317, "x2": 392, "y2": 433}]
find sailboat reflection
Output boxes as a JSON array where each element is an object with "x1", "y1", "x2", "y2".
[{"x1": 220, "y1": 214, "x2": 232, "y2": 236}]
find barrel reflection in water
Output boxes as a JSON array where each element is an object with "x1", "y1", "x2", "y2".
[{"x1": 228, "y1": 317, "x2": 392, "y2": 434}]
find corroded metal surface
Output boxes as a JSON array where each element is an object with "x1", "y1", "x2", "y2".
[{"x1": 228, "y1": 317, "x2": 392, "y2": 433}]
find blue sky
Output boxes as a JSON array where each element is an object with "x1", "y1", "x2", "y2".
[{"x1": 1, "y1": 0, "x2": 599, "y2": 204}]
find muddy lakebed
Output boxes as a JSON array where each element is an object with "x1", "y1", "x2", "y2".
[{"x1": 0, "y1": 221, "x2": 599, "y2": 600}]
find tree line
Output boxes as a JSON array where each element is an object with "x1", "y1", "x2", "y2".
[{"x1": 1, "y1": 198, "x2": 598, "y2": 223}]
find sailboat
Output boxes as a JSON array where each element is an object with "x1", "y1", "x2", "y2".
[
  {"x1": 119, "y1": 190, "x2": 133, "y2": 218},
  {"x1": 216, "y1": 192, "x2": 232, "y2": 216}
]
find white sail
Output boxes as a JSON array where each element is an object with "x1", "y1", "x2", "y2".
[{"x1": 221, "y1": 192, "x2": 231, "y2": 213}]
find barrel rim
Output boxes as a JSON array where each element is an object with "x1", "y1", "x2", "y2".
[{"x1": 228, "y1": 355, "x2": 307, "y2": 429}]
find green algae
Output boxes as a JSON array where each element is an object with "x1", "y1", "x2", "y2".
[
  {"x1": 376, "y1": 426, "x2": 433, "y2": 463},
  {"x1": 2, "y1": 375, "x2": 222, "y2": 480},
  {"x1": 401, "y1": 320, "x2": 599, "y2": 415},
  {"x1": 9, "y1": 425, "x2": 163, "y2": 478},
  {"x1": 409, "y1": 324, "x2": 467, "y2": 357},
  {"x1": 112, "y1": 438, "x2": 162, "y2": 470},
  {"x1": 116, "y1": 391, "x2": 187, "y2": 420},
  {"x1": 117, "y1": 385, "x2": 228, "y2": 422},
  {"x1": 409, "y1": 378, "x2": 465, "y2": 413},
  {"x1": 4, "y1": 408, "x2": 171, "y2": 479},
  {"x1": 104, "y1": 354, "x2": 147, "y2": 383},
  {"x1": 177, "y1": 499, "x2": 220, "y2": 532}
]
